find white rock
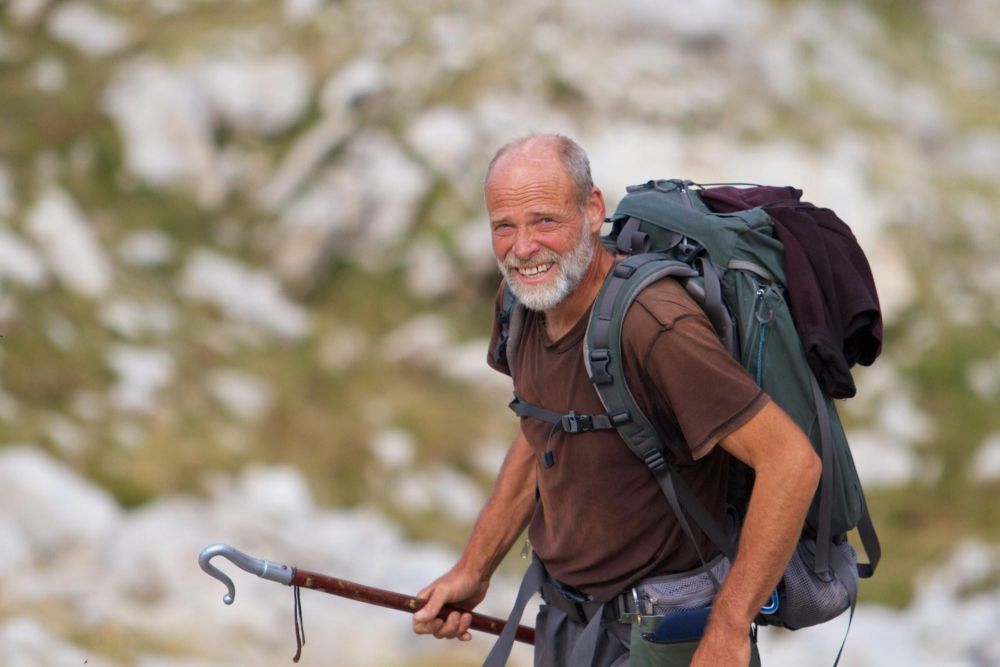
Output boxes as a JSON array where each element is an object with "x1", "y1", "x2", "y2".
[
  {"x1": 380, "y1": 314, "x2": 452, "y2": 366},
  {"x1": 370, "y1": 428, "x2": 416, "y2": 470},
  {"x1": 0, "y1": 518, "x2": 31, "y2": 570},
  {"x1": 441, "y1": 339, "x2": 513, "y2": 394},
  {"x1": 206, "y1": 369, "x2": 273, "y2": 421},
  {"x1": 228, "y1": 464, "x2": 315, "y2": 520},
  {"x1": 24, "y1": 187, "x2": 112, "y2": 298},
  {"x1": 43, "y1": 413, "x2": 87, "y2": 455},
  {"x1": 105, "y1": 344, "x2": 175, "y2": 412},
  {"x1": 392, "y1": 465, "x2": 484, "y2": 524},
  {"x1": 318, "y1": 57, "x2": 386, "y2": 114},
  {"x1": 7, "y1": 0, "x2": 51, "y2": 27},
  {"x1": 0, "y1": 225, "x2": 47, "y2": 288},
  {"x1": 258, "y1": 113, "x2": 354, "y2": 212},
  {"x1": 103, "y1": 60, "x2": 226, "y2": 208},
  {"x1": 118, "y1": 228, "x2": 175, "y2": 267},
  {"x1": 847, "y1": 429, "x2": 922, "y2": 488},
  {"x1": 48, "y1": 1, "x2": 131, "y2": 56},
  {"x1": 0, "y1": 445, "x2": 121, "y2": 556},
  {"x1": 345, "y1": 133, "x2": 430, "y2": 269},
  {"x1": 317, "y1": 327, "x2": 368, "y2": 372},
  {"x1": 283, "y1": 0, "x2": 325, "y2": 24},
  {"x1": 967, "y1": 353, "x2": 1000, "y2": 400},
  {"x1": 406, "y1": 106, "x2": 479, "y2": 177},
  {"x1": 878, "y1": 393, "x2": 934, "y2": 445},
  {"x1": 969, "y1": 433, "x2": 1000, "y2": 483},
  {"x1": 99, "y1": 299, "x2": 177, "y2": 338},
  {"x1": 179, "y1": 249, "x2": 310, "y2": 339},
  {"x1": 404, "y1": 238, "x2": 457, "y2": 300},
  {"x1": 0, "y1": 618, "x2": 105, "y2": 667},
  {"x1": 197, "y1": 55, "x2": 312, "y2": 136},
  {"x1": 454, "y1": 216, "x2": 497, "y2": 274},
  {"x1": 566, "y1": 0, "x2": 761, "y2": 40}
]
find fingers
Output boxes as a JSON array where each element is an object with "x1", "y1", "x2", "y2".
[
  {"x1": 413, "y1": 585, "x2": 447, "y2": 624},
  {"x1": 413, "y1": 593, "x2": 474, "y2": 641}
]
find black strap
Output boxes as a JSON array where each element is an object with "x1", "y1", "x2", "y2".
[
  {"x1": 508, "y1": 395, "x2": 616, "y2": 433},
  {"x1": 292, "y1": 585, "x2": 305, "y2": 663}
]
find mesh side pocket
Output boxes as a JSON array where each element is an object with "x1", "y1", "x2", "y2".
[
  {"x1": 639, "y1": 555, "x2": 730, "y2": 615},
  {"x1": 777, "y1": 539, "x2": 857, "y2": 630}
]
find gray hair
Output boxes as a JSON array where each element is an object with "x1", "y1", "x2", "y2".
[{"x1": 485, "y1": 134, "x2": 594, "y2": 209}]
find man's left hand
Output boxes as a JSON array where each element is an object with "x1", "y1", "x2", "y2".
[{"x1": 690, "y1": 627, "x2": 751, "y2": 667}]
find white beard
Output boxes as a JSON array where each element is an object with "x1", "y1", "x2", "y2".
[{"x1": 498, "y1": 218, "x2": 595, "y2": 312}]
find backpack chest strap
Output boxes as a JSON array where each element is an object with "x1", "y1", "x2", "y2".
[{"x1": 508, "y1": 394, "x2": 619, "y2": 434}]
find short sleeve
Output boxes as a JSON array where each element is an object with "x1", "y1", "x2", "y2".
[{"x1": 622, "y1": 282, "x2": 768, "y2": 459}]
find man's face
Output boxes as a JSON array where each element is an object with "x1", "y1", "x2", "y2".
[{"x1": 486, "y1": 155, "x2": 596, "y2": 312}]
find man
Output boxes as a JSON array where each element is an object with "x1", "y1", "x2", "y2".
[{"x1": 412, "y1": 134, "x2": 821, "y2": 666}]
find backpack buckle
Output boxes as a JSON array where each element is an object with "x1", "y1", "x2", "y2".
[
  {"x1": 589, "y1": 349, "x2": 613, "y2": 385},
  {"x1": 561, "y1": 411, "x2": 592, "y2": 433}
]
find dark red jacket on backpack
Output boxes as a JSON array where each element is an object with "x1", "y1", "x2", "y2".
[{"x1": 699, "y1": 186, "x2": 882, "y2": 399}]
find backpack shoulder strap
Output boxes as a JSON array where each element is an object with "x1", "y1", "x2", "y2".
[
  {"x1": 585, "y1": 254, "x2": 739, "y2": 564},
  {"x1": 494, "y1": 283, "x2": 526, "y2": 382}
]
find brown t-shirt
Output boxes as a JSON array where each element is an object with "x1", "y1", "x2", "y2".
[{"x1": 488, "y1": 276, "x2": 768, "y2": 602}]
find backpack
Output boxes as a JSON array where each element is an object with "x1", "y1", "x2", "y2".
[{"x1": 495, "y1": 179, "x2": 881, "y2": 643}]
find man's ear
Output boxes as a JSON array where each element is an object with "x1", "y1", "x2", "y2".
[{"x1": 586, "y1": 187, "x2": 606, "y2": 234}]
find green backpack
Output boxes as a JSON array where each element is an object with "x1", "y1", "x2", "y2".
[{"x1": 497, "y1": 179, "x2": 880, "y2": 635}]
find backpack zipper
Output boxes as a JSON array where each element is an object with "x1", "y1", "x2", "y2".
[{"x1": 753, "y1": 286, "x2": 777, "y2": 386}]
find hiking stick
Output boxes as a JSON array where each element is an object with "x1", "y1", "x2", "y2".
[{"x1": 198, "y1": 543, "x2": 535, "y2": 649}]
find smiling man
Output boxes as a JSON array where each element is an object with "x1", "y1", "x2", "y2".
[{"x1": 412, "y1": 134, "x2": 820, "y2": 667}]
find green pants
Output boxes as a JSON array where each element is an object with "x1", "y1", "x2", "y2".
[{"x1": 628, "y1": 615, "x2": 761, "y2": 667}]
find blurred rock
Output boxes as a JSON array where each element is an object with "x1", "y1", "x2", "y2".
[
  {"x1": 197, "y1": 55, "x2": 313, "y2": 136},
  {"x1": 317, "y1": 326, "x2": 368, "y2": 372},
  {"x1": 99, "y1": 298, "x2": 177, "y2": 339},
  {"x1": 392, "y1": 465, "x2": 485, "y2": 524},
  {"x1": 206, "y1": 369, "x2": 273, "y2": 422},
  {"x1": 0, "y1": 226, "x2": 47, "y2": 289},
  {"x1": 105, "y1": 344, "x2": 175, "y2": 412},
  {"x1": 118, "y1": 228, "x2": 175, "y2": 268},
  {"x1": 103, "y1": 60, "x2": 227, "y2": 208},
  {"x1": 404, "y1": 238, "x2": 457, "y2": 300},
  {"x1": 405, "y1": 106, "x2": 479, "y2": 186},
  {"x1": 47, "y1": 2, "x2": 131, "y2": 57},
  {"x1": 380, "y1": 314, "x2": 451, "y2": 366},
  {"x1": 179, "y1": 249, "x2": 311, "y2": 339},
  {"x1": 370, "y1": 428, "x2": 416, "y2": 470},
  {"x1": 0, "y1": 445, "x2": 122, "y2": 556},
  {"x1": 24, "y1": 187, "x2": 112, "y2": 298},
  {"x1": 969, "y1": 433, "x2": 1000, "y2": 484},
  {"x1": 0, "y1": 618, "x2": 106, "y2": 667},
  {"x1": 319, "y1": 58, "x2": 387, "y2": 114}
]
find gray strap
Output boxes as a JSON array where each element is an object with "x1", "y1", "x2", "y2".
[
  {"x1": 566, "y1": 602, "x2": 607, "y2": 667},
  {"x1": 809, "y1": 373, "x2": 835, "y2": 576},
  {"x1": 854, "y1": 497, "x2": 881, "y2": 578},
  {"x1": 697, "y1": 257, "x2": 734, "y2": 355},
  {"x1": 481, "y1": 557, "x2": 545, "y2": 667},
  {"x1": 829, "y1": 545, "x2": 859, "y2": 667},
  {"x1": 652, "y1": 465, "x2": 734, "y2": 590}
]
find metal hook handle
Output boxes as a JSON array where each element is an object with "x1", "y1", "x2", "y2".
[{"x1": 198, "y1": 543, "x2": 295, "y2": 605}]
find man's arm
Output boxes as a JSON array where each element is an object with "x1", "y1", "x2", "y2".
[
  {"x1": 692, "y1": 400, "x2": 821, "y2": 667},
  {"x1": 412, "y1": 429, "x2": 537, "y2": 641}
]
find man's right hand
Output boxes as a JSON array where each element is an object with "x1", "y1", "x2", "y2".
[{"x1": 412, "y1": 566, "x2": 490, "y2": 642}]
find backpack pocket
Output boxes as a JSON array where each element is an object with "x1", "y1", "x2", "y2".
[{"x1": 767, "y1": 538, "x2": 857, "y2": 630}]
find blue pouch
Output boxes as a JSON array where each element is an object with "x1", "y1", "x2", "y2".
[{"x1": 642, "y1": 606, "x2": 712, "y2": 644}]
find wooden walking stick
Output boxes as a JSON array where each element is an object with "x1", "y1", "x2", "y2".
[{"x1": 198, "y1": 544, "x2": 535, "y2": 661}]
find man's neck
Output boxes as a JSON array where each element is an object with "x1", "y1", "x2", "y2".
[{"x1": 543, "y1": 245, "x2": 614, "y2": 341}]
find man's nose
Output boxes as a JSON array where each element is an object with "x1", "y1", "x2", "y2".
[{"x1": 511, "y1": 228, "x2": 540, "y2": 259}]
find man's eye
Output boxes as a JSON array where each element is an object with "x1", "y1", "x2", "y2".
[{"x1": 540, "y1": 218, "x2": 555, "y2": 225}]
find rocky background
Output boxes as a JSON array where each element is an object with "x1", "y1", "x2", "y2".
[{"x1": 1, "y1": 0, "x2": 999, "y2": 665}]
